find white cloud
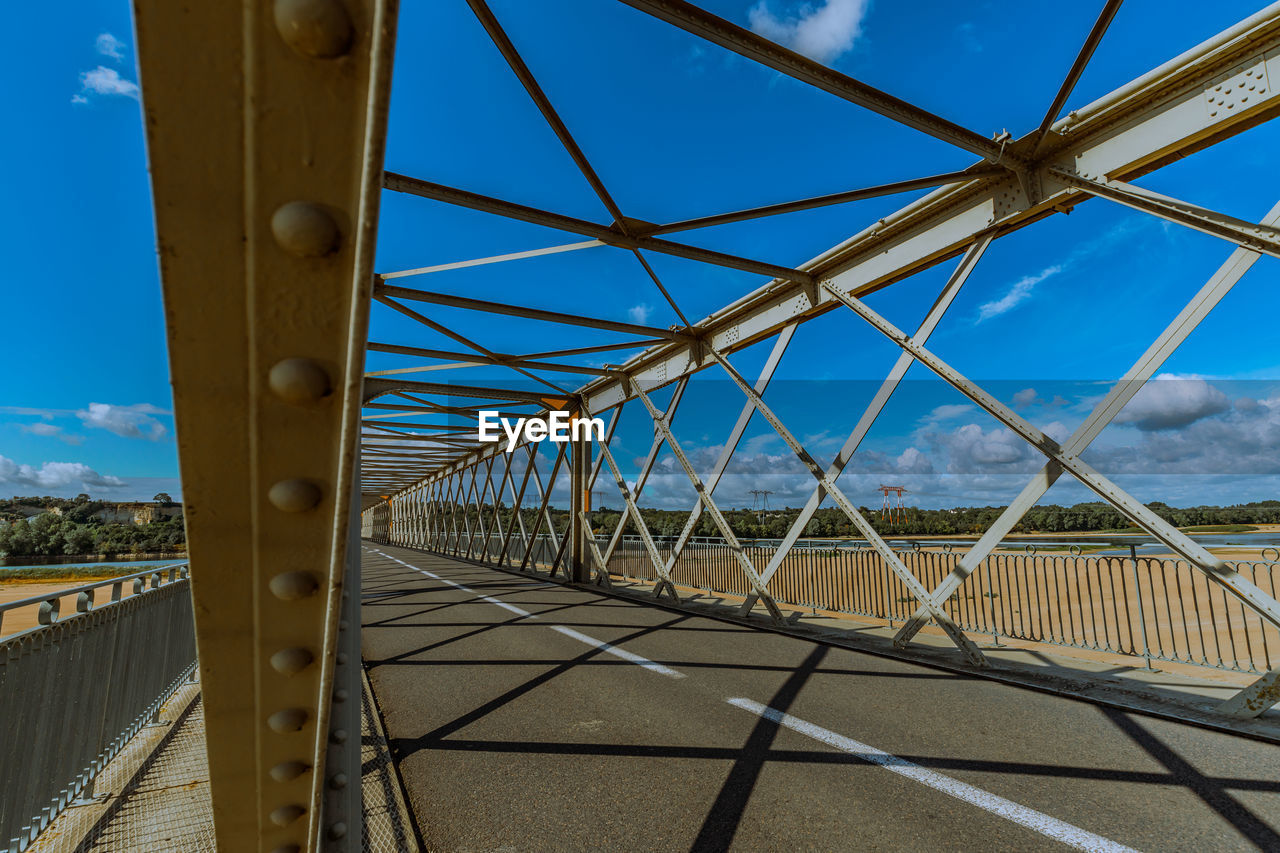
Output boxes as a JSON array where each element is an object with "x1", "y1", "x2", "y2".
[
  {"x1": 1113, "y1": 374, "x2": 1230, "y2": 431},
  {"x1": 748, "y1": 0, "x2": 870, "y2": 63},
  {"x1": 17, "y1": 423, "x2": 85, "y2": 445},
  {"x1": 76, "y1": 402, "x2": 170, "y2": 441},
  {"x1": 95, "y1": 32, "x2": 125, "y2": 61},
  {"x1": 1012, "y1": 388, "x2": 1039, "y2": 408},
  {"x1": 919, "y1": 403, "x2": 972, "y2": 425},
  {"x1": 0, "y1": 407, "x2": 65, "y2": 419},
  {"x1": 976, "y1": 264, "x2": 1061, "y2": 322},
  {"x1": 76, "y1": 66, "x2": 140, "y2": 101},
  {"x1": 0, "y1": 455, "x2": 125, "y2": 491},
  {"x1": 627, "y1": 303, "x2": 654, "y2": 325}
]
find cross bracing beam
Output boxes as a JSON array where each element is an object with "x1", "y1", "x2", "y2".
[
  {"x1": 381, "y1": 174, "x2": 816, "y2": 284},
  {"x1": 499, "y1": 2, "x2": 1280, "y2": 428},
  {"x1": 890, "y1": 199, "x2": 1280, "y2": 666},
  {"x1": 368, "y1": 342, "x2": 615, "y2": 375},
  {"x1": 1049, "y1": 168, "x2": 1280, "y2": 257},
  {"x1": 373, "y1": 290, "x2": 577, "y2": 396},
  {"x1": 376, "y1": 283, "x2": 694, "y2": 342},
  {"x1": 364, "y1": 377, "x2": 560, "y2": 405},
  {"x1": 652, "y1": 167, "x2": 1007, "y2": 235},
  {"x1": 613, "y1": 0, "x2": 1016, "y2": 164},
  {"x1": 819, "y1": 281, "x2": 1280, "y2": 635},
  {"x1": 362, "y1": 9, "x2": 1280, "y2": 712},
  {"x1": 1032, "y1": 0, "x2": 1125, "y2": 153}
]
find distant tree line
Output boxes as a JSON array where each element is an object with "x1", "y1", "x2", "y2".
[
  {"x1": 442, "y1": 500, "x2": 1280, "y2": 541},
  {"x1": 0, "y1": 494, "x2": 185, "y2": 558}
]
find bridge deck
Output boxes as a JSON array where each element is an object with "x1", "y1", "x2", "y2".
[{"x1": 361, "y1": 545, "x2": 1280, "y2": 852}]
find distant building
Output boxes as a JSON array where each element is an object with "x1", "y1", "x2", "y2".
[{"x1": 92, "y1": 503, "x2": 184, "y2": 526}]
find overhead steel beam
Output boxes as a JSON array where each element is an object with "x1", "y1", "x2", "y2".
[
  {"x1": 379, "y1": 239, "x2": 603, "y2": 280},
  {"x1": 613, "y1": 0, "x2": 1014, "y2": 163},
  {"x1": 1032, "y1": 0, "x2": 1124, "y2": 152},
  {"x1": 368, "y1": 341, "x2": 615, "y2": 375},
  {"x1": 367, "y1": 5, "x2": 1280, "y2": 516},
  {"x1": 377, "y1": 283, "x2": 694, "y2": 341},
  {"x1": 1049, "y1": 168, "x2": 1280, "y2": 256},
  {"x1": 382, "y1": 173, "x2": 815, "y2": 283},
  {"x1": 566, "y1": 5, "x2": 1280, "y2": 420},
  {"x1": 364, "y1": 377, "x2": 556, "y2": 404},
  {"x1": 520, "y1": 339, "x2": 668, "y2": 359},
  {"x1": 373, "y1": 292, "x2": 574, "y2": 395},
  {"x1": 652, "y1": 167, "x2": 1005, "y2": 235},
  {"x1": 133, "y1": 0, "x2": 396, "y2": 850}
]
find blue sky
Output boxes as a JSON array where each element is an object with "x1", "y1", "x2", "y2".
[{"x1": 4, "y1": 0, "x2": 1278, "y2": 509}]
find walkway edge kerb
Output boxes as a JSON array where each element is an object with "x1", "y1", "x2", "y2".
[
  {"x1": 359, "y1": 665, "x2": 428, "y2": 853},
  {"x1": 372, "y1": 542, "x2": 1280, "y2": 746}
]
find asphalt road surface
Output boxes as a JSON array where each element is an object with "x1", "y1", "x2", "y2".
[{"x1": 360, "y1": 544, "x2": 1280, "y2": 852}]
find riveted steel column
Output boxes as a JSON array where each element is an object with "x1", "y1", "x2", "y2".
[
  {"x1": 132, "y1": 0, "x2": 397, "y2": 850},
  {"x1": 569, "y1": 429, "x2": 590, "y2": 584}
]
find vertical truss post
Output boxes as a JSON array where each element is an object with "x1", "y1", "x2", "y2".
[
  {"x1": 132, "y1": 0, "x2": 397, "y2": 848},
  {"x1": 570, "y1": 429, "x2": 590, "y2": 583}
]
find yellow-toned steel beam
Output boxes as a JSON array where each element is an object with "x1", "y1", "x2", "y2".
[{"x1": 133, "y1": 1, "x2": 397, "y2": 850}]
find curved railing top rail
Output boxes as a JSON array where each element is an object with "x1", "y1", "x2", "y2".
[
  {"x1": 0, "y1": 562, "x2": 190, "y2": 616},
  {"x1": 0, "y1": 560, "x2": 189, "y2": 640}
]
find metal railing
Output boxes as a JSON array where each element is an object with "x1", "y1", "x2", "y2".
[
  {"x1": 0, "y1": 565, "x2": 196, "y2": 853},
  {"x1": 609, "y1": 537, "x2": 1280, "y2": 674},
  {"x1": 433, "y1": 530, "x2": 1280, "y2": 675}
]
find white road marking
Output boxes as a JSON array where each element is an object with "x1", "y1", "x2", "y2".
[
  {"x1": 368, "y1": 548, "x2": 684, "y2": 679},
  {"x1": 551, "y1": 625, "x2": 685, "y2": 679},
  {"x1": 726, "y1": 698, "x2": 1139, "y2": 853}
]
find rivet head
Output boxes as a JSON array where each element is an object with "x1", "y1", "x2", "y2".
[
  {"x1": 270, "y1": 804, "x2": 306, "y2": 827},
  {"x1": 270, "y1": 647, "x2": 315, "y2": 675},
  {"x1": 330, "y1": 772, "x2": 348, "y2": 789},
  {"x1": 330, "y1": 728, "x2": 349, "y2": 744},
  {"x1": 333, "y1": 688, "x2": 349, "y2": 703},
  {"x1": 269, "y1": 760, "x2": 310, "y2": 782},
  {"x1": 268, "y1": 708, "x2": 308, "y2": 733},
  {"x1": 269, "y1": 358, "x2": 332, "y2": 404},
  {"x1": 274, "y1": 0, "x2": 354, "y2": 59},
  {"x1": 328, "y1": 822, "x2": 348, "y2": 840},
  {"x1": 270, "y1": 846, "x2": 301, "y2": 853},
  {"x1": 271, "y1": 201, "x2": 340, "y2": 257},
  {"x1": 269, "y1": 571, "x2": 320, "y2": 601},
  {"x1": 269, "y1": 479, "x2": 323, "y2": 513}
]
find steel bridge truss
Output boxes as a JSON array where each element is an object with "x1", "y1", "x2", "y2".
[
  {"x1": 137, "y1": 0, "x2": 1280, "y2": 850},
  {"x1": 363, "y1": 0, "x2": 1280, "y2": 724}
]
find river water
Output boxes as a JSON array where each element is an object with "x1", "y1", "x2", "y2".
[{"x1": 0, "y1": 557, "x2": 187, "y2": 574}]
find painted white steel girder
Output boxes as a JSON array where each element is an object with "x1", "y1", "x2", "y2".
[
  {"x1": 376, "y1": 2, "x2": 1280, "y2": 491},
  {"x1": 364, "y1": 4, "x2": 1280, "y2": 722}
]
